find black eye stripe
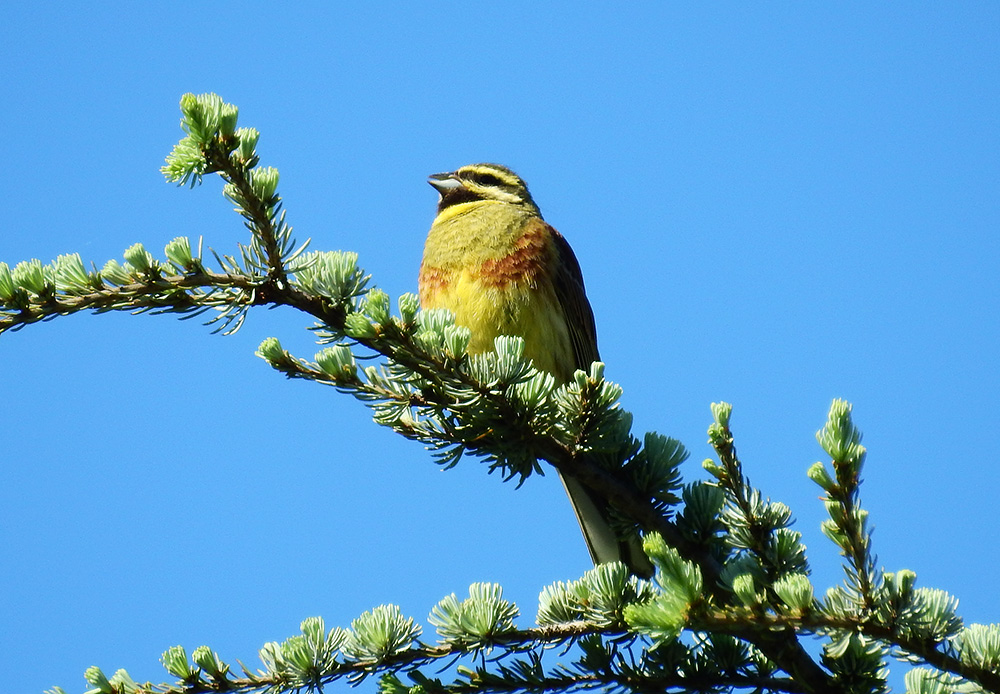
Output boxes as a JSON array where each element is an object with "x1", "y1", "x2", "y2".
[{"x1": 465, "y1": 172, "x2": 506, "y2": 188}]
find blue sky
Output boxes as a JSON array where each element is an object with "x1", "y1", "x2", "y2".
[{"x1": 1, "y1": 3, "x2": 997, "y2": 692}]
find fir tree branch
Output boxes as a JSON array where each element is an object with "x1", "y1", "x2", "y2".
[
  {"x1": 89, "y1": 623, "x2": 620, "y2": 694},
  {"x1": 707, "y1": 403, "x2": 785, "y2": 573},
  {"x1": 423, "y1": 667, "x2": 812, "y2": 694},
  {"x1": 814, "y1": 400, "x2": 880, "y2": 611},
  {"x1": 0, "y1": 269, "x2": 255, "y2": 333},
  {"x1": 10, "y1": 94, "x2": 994, "y2": 694},
  {"x1": 254, "y1": 311, "x2": 841, "y2": 692},
  {"x1": 203, "y1": 142, "x2": 291, "y2": 285},
  {"x1": 87, "y1": 620, "x2": 820, "y2": 694},
  {"x1": 693, "y1": 611, "x2": 1000, "y2": 692}
]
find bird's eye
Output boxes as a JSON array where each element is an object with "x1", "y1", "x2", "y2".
[{"x1": 468, "y1": 172, "x2": 505, "y2": 188}]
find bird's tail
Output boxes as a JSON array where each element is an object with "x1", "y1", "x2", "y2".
[{"x1": 557, "y1": 471, "x2": 655, "y2": 579}]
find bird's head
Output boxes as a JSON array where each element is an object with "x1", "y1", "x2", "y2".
[{"x1": 428, "y1": 163, "x2": 540, "y2": 214}]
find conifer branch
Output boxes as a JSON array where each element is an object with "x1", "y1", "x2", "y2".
[{"x1": 6, "y1": 94, "x2": 995, "y2": 694}]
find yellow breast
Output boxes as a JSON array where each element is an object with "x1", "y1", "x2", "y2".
[{"x1": 419, "y1": 202, "x2": 576, "y2": 381}]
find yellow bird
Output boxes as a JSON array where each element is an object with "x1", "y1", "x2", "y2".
[{"x1": 419, "y1": 163, "x2": 652, "y2": 577}]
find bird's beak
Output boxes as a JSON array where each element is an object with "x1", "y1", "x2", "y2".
[{"x1": 428, "y1": 172, "x2": 462, "y2": 193}]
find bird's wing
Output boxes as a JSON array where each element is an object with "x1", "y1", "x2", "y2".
[
  {"x1": 546, "y1": 224, "x2": 601, "y2": 371},
  {"x1": 541, "y1": 221, "x2": 655, "y2": 578}
]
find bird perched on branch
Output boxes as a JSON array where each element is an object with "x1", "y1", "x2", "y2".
[{"x1": 419, "y1": 163, "x2": 652, "y2": 578}]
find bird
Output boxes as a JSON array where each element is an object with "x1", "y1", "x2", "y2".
[{"x1": 419, "y1": 163, "x2": 652, "y2": 578}]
